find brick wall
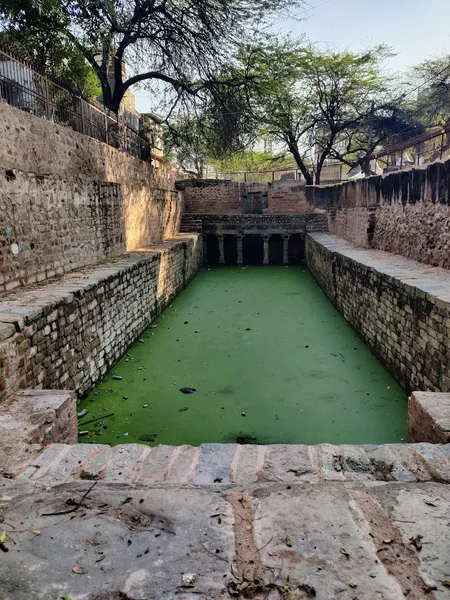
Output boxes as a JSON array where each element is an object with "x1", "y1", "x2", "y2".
[
  {"x1": 305, "y1": 159, "x2": 450, "y2": 268},
  {"x1": 0, "y1": 235, "x2": 203, "y2": 406},
  {"x1": 306, "y1": 233, "x2": 450, "y2": 393},
  {"x1": 0, "y1": 104, "x2": 182, "y2": 293},
  {"x1": 180, "y1": 179, "x2": 318, "y2": 215},
  {"x1": 179, "y1": 180, "x2": 242, "y2": 214},
  {"x1": 267, "y1": 182, "x2": 314, "y2": 214}
]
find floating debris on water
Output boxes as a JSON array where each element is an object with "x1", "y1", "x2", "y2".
[
  {"x1": 179, "y1": 407, "x2": 189, "y2": 412},
  {"x1": 142, "y1": 404, "x2": 149, "y2": 408},
  {"x1": 77, "y1": 409, "x2": 88, "y2": 419},
  {"x1": 112, "y1": 376, "x2": 123, "y2": 381},
  {"x1": 139, "y1": 433, "x2": 158, "y2": 442},
  {"x1": 180, "y1": 387, "x2": 196, "y2": 394}
]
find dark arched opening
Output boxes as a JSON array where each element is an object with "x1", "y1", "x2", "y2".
[
  {"x1": 206, "y1": 234, "x2": 220, "y2": 265},
  {"x1": 288, "y1": 233, "x2": 305, "y2": 265},
  {"x1": 224, "y1": 235, "x2": 238, "y2": 265},
  {"x1": 242, "y1": 235, "x2": 264, "y2": 265},
  {"x1": 268, "y1": 234, "x2": 283, "y2": 265}
]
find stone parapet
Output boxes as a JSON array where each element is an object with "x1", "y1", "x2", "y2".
[{"x1": 0, "y1": 389, "x2": 76, "y2": 474}]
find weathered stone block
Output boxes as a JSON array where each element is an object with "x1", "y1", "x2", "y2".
[{"x1": 408, "y1": 392, "x2": 450, "y2": 443}]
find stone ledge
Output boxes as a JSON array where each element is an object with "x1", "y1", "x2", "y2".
[
  {"x1": 14, "y1": 441, "x2": 450, "y2": 485},
  {"x1": 408, "y1": 392, "x2": 450, "y2": 443},
  {"x1": 308, "y1": 233, "x2": 450, "y2": 306}
]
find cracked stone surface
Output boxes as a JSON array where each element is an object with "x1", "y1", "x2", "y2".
[{"x1": 1, "y1": 480, "x2": 450, "y2": 599}]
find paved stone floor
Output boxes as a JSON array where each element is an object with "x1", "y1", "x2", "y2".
[{"x1": 1, "y1": 479, "x2": 450, "y2": 599}]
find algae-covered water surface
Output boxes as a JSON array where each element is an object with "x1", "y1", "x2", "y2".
[{"x1": 78, "y1": 266, "x2": 407, "y2": 446}]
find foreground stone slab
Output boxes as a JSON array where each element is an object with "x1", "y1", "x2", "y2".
[
  {"x1": 0, "y1": 480, "x2": 449, "y2": 599},
  {"x1": 409, "y1": 392, "x2": 450, "y2": 443}
]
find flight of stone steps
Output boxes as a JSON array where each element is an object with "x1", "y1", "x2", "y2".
[
  {"x1": 17, "y1": 441, "x2": 450, "y2": 486},
  {"x1": 179, "y1": 215, "x2": 202, "y2": 233}
]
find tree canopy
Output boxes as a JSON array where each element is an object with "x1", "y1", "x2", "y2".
[
  {"x1": 1, "y1": 0, "x2": 304, "y2": 113},
  {"x1": 0, "y1": 0, "x2": 100, "y2": 96},
  {"x1": 237, "y1": 40, "x2": 417, "y2": 183}
]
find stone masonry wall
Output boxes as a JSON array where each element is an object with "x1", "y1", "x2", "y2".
[
  {"x1": 0, "y1": 235, "x2": 203, "y2": 406},
  {"x1": 267, "y1": 181, "x2": 314, "y2": 214},
  {"x1": 0, "y1": 101, "x2": 157, "y2": 184},
  {"x1": 0, "y1": 103, "x2": 182, "y2": 293},
  {"x1": 306, "y1": 233, "x2": 450, "y2": 394},
  {"x1": 305, "y1": 159, "x2": 450, "y2": 269},
  {"x1": 179, "y1": 180, "x2": 242, "y2": 214}
]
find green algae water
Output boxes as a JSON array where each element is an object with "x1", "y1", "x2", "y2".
[{"x1": 78, "y1": 267, "x2": 407, "y2": 446}]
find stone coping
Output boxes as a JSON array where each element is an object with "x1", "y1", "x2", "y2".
[
  {"x1": 309, "y1": 233, "x2": 450, "y2": 308},
  {"x1": 0, "y1": 235, "x2": 198, "y2": 329},
  {"x1": 15, "y1": 440, "x2": 450, "y2": 485}
]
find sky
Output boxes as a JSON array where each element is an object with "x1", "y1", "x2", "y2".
[{"x1": 134, "y1": 0, "x2": 450, "y2": 113}]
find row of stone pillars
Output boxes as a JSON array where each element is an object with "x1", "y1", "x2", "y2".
[{"x1": 217, "y1": 233, "x2": 292, "y2": 266}]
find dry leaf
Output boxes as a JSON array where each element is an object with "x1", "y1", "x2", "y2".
[
  {"x1": 442, "y1": 580, "x2": 450, "y2": 587},
  {"x1": 340, "y1": 547, "x2": 350, "y2": 558},
  {"x1": 285, "y1": 536, "x2": 293, "y2": 547},
  {"x1": 0, "y1": 531, "x2": 6, "y2": 544},
  {"x1": 72, "y1": 566, "x2": 86, "y2": 575},
  {"x1": 33, "y1": 530, "x2": 41, "y2": 535},
  {"x1": 383, "y1": 538, "x2": 393, "y2": 544},
  {"x1": 424, "y1": 501, "x2": 438, "y2": 507}
]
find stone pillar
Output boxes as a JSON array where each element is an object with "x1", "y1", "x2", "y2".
[
  {"x1": 263, "y1": 234, "x2": 270, "y2": 266},
  {"x1": 236, "y1": 235, "x2": 243, "y2": 266},
  {"x1": 202, "y1": 236, "x2": 208, "y2": 264},
  {"x1": 282, "y1": 234, "x2": 290, "y2": 266},
  {"x1": 218, "y1": 235, "x2": 225, "y2": 265}
]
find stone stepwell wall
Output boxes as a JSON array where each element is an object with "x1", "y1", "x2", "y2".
[
  {"x1": 0, "y1": 235, "x2": 203, "y2": 406},
  {"x1": 0, "y1": 103, "x2": 182, "y2": 293},
  {"x1": 305, "y1": 159, "x2": 450, "y2": 269},
  {"x1": 179, "y1": 179, "x2": 318, "y2": 215},
  {"x1": 177, "y1": 179, "x2": 243, "y2": 214},
  {"x1": 306, "y1": 233, "x2": 450, "y2": 394}
]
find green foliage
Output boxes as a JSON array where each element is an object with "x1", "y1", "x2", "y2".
[
  {"x1": 412, "y1": 56, "x2": 450, "y2": 127},
  {"x1": 240, "y1": 39, "x2": 401, "y2": 182},
  {"x1": 1, "y1": 0, "x2": 305, "y2": 113},
  {"x1": 0, "y1": 0, "x2": 100, "y2": 96}
]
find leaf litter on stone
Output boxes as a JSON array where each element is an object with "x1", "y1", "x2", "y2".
[{"x1": 72, "y1": 566, "x2": 86, "y2": 574}]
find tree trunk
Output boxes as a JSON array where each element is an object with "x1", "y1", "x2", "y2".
[
  {"x1": 287, "y1": 139, "x2": 313, "y2": 185},
  {"x1": 362, "y1": 157, "x2": 372, "y2": 177}
]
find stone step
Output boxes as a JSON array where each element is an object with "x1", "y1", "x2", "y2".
[{"x1": 15, "y1": 441, "x2": 450, "y2": 485}]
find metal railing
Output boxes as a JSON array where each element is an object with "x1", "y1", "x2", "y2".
[
  {"x1": 0, "y1": 45, "x2": 151, "y2": 162},
  {"x1": 216, "y1": 128, "x2": 450, "y2": 185}
]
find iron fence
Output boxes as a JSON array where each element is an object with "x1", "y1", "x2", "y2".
[{"x1": 0, "y1": 45, "x2": 151, "y2": 162}]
